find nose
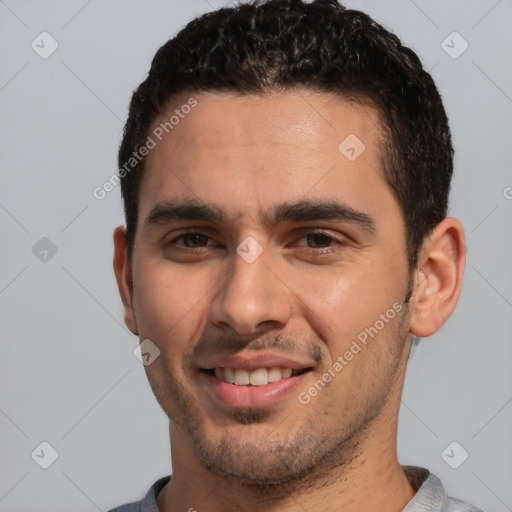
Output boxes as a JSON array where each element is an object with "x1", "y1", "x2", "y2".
[{"x1": 208, "y1": 245, "x2": 293, "y2": 336}]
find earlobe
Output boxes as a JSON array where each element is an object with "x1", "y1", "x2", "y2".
[
  {"x1": 409, "y1": 218, "x2": 465, "y2": 338},
  {"x1": 113, "y1": 226, "x2": 139, "y2": 335}
]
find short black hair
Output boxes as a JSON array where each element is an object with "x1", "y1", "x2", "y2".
[{"x1": 118, "y1": 0, "x2": 453, "y2": 269}]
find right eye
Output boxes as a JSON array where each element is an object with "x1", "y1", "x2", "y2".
[{"x1": 175, "y1": 233, "x2": 211, "y2": 248}]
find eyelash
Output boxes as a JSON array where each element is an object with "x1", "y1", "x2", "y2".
[
  {"x1": 170, "y1": 232, "x2": 216, "y2": 250},
  {"x1": 167, "y1": 230, "x2": 345, "y2": 254}
]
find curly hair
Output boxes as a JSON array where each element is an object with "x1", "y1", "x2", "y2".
[{"x1": 118, "y1": 0, "x2": 453, "y2": 269}]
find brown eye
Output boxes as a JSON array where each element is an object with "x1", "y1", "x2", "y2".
[
  {"x1": 182, "y1": 233, "x2": 209, "y2": 248},
  {"x1": 306, "y1": 233, "x2": 334, "y2": 248}
]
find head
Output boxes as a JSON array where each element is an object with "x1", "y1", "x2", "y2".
[
  {"x1": 114, "y1": 0, "x2": 465, "y2": 488},
  {"x1": 119, "y1": 0, "x2": 454, "y2": 271}
]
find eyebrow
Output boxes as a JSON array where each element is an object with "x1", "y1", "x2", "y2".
[
  {"x1": 267, "y1": 200, "x2": 376, "y2": 235},
  {"x1": 144, "y1": 199, "x2": 376, "y2": 235},
  {"x1": 145, "y1": 200, "x2": 223, "y2": 228}
]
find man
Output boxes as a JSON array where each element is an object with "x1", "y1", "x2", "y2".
[{"x1": 110, "y1": 0, "x2": 483, "y2": 510}]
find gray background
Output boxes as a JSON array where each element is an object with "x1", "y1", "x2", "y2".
[{"x1": 1, "y1": 0, "x2": 511, "y2": 511}]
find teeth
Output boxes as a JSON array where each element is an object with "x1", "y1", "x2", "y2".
[
  {"x1": 267, "y1": 367, "x2": 282, "y2": 382},
  {"x1": 224, "y1": 367, "x2": 235, "y2": 384},
  {"x1": 249, "y1": 368, "x2": 268, "y2": 386},
  {"x1": 234, "y1": 369, "x2": 250, "y2": 385},
  {"x1": 281, "y1": 367, "x2": 292, "y2": 378},
  {"x1": 214, "y1": 367, "x2": 298, "y2": 386}
]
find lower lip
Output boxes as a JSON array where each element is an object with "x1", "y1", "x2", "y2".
[{"x1": 199, "y1": 371, "x2": 309, "y2": 409}]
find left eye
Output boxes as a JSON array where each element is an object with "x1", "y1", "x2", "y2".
[{"x1": 305, "y1": 233, "x2": 336, "y2": 249}]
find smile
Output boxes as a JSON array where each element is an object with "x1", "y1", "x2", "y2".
[
  {"x1": 212, "y1": 367, "x2": 309, "y2": 386},
  {"x1": 200, "y1": 364, "x2": 313, "y2": 409}
]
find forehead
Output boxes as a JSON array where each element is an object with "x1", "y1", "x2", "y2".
[
  {"x1": 137, "y1": 89, "x2": 394, "y2": 224},
  {"x1": 151, "y1": 90, "x2": 383, "y2": 155}
]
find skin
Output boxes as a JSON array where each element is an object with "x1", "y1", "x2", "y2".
[{"x1": 113, "y1": 89, "x2": 465, "y2": 512}]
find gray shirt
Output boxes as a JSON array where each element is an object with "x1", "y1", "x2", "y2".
[{"x1": 108, "y1": 466, "x2": 485, "y2": 512}]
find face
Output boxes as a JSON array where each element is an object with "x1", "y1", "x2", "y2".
[{"x1": 125, "y1": 90, "x2": 413, "y2": 484}]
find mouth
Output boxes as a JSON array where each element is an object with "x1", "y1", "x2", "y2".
[
  {"x1": 202, "y1": 366, "x2": 311, "y2": 386},
  {"x1": 198, "y1": 363, "x2": 313, "y2": 409}
]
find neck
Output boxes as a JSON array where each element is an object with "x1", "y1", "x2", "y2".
[{"x1": 158, "y1": 410, "x2": 415, "y2": 511}]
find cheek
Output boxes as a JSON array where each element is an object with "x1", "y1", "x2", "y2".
[
  {"x1": 133, "y1": 263, "x2": 218, "y2": 343},
  {"x1": 293, "y1": 260, "x2": 405, "y2": 357}
]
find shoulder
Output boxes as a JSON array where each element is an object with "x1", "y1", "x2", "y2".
[
  {"x1": 107, "y1": 476, "x2": 170, "y2": 512},
  {"x1": 401, "y1": 466, "x2": 486, "y2": 512},
  {"x1": 444, "y1": 496, "x2": 486, "y2": 512}
]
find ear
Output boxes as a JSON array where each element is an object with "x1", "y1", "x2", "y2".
[
  {"x1": 409, "y1": 218, "x2": 465, "y2": 338},
  {"x1": 113, "y1": 226, "x2": 139, "y2": 335}
]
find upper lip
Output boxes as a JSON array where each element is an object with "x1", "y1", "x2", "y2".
[{"x1": 198, "y1": 353, "x2": 314, "y2": 371}]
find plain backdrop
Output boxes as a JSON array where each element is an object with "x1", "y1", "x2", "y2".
[{"x1": 1, "y1": 1, "x2": 511, "y2": 511}]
